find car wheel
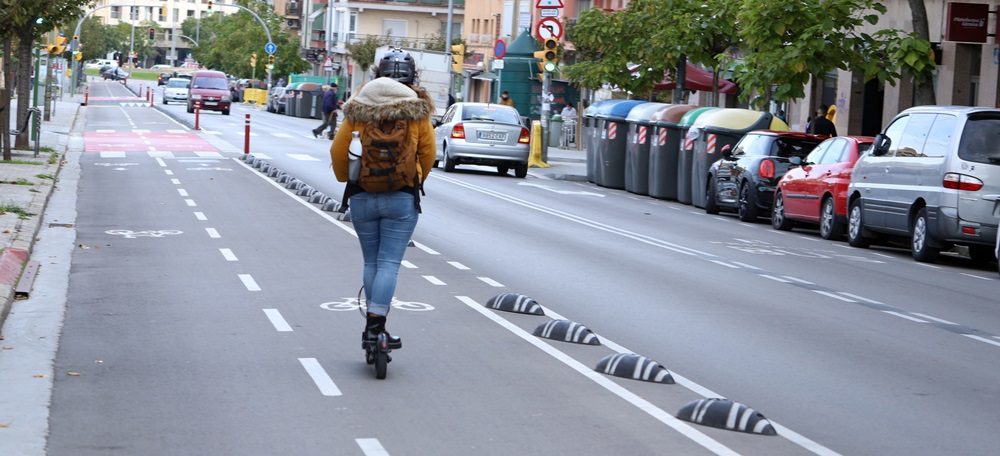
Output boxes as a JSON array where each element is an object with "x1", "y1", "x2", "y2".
[
  {"x1": 847, "y1": 199, "x2": 871, "y2": 248},
  {"x1": 187, "y1": 103, "x2": 194, "y2": 114},
  {"x1": 443, "y1": 146, "x2": 457, "y2": 172},
  {"x1": 911, "y1": 207, "x2": 940, "y2": 263},
  {"x1": 819, "y1": 197, "x2": 845, "y2": 240},
  {"x1": 162, "y1": 99, "x2": 168, "y2": 105},
  {"x1": 771, "y1": 191, "x2": 794, "y2": 231},
  {"x1": 497, "y1": 166, "x2": 509, "y2": 175},
  {"x1": 223, "y1": 108, "x2": 230, "y2": 116},
  {"x1": 514, "y1": 163, "x2": 528, "y2": 178},
  {"x1": 737, "y1": 183, "x2": 759, "y2": 222},
  {"x1": 705, "y1": 176, "x2": 720, "y2": 215}
]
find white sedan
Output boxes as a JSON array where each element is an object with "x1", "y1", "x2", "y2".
[{"x1": 162, "y1": 78, "x2": 190, "y2": 104}]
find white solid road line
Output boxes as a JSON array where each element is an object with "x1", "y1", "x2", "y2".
[
  {"x1": 356, "y1": 438, "x2": 390, "y2": 456},
  {"x1": 263, "y1": 309, "x2": 293, "y2": 332},
  {"x1": 298, "y1": 358, "x2": 342, "y2": 396}
]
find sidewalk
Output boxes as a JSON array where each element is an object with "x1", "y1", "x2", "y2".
[{"x1": 1, "y1": 89, "x2": 84, "y2": 330}]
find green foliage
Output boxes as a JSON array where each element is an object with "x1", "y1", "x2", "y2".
[{"x1": 346, "y1": 34, "x2": 393, "y2": 73}]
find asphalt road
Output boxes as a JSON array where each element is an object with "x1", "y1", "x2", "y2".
[{"x1": 3, "y1": 80, "x2": 999, "y2": 455}]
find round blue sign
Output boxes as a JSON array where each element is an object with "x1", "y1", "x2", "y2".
[
  {"x1": 265, "y1": 42, "x2": 277, "y2": 55},
  {"x1": 494, "y1": 40, "x2": 506, "y2": 59}
]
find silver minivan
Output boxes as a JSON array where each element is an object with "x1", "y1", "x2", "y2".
[{"x1": 846, "y1": 106, "x2": 1000, "y2": 263}]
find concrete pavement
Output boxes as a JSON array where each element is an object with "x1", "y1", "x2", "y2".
[{"x1": 1, "y1": 89, "x2": 84, "y2": 329}]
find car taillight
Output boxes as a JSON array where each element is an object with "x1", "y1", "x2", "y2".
[
  {"x1": 518, "y1": 127, "x2": 530, "y2": 144},
  {"x1": 451, "y1": 123, "x2": 465, "y2": 139},
  {"x1": 759, "y1": 159, "x2": 775, "y2": 179},
  {"x1": 943, "y1": 173, "x2": 984, "y2": 191}
]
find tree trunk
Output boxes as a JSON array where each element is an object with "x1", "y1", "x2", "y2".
[
  {"x1": 907, "y1": 0, "x2": 936, "y2": 105},
  {"x1": 2, "y1": 36, "x2": 11, "y2": 160},
  {"x1": 711, "y1": 67, "x2": 720, "y2": 108},
  {"x1": 14, "y1": 23, "x2": 35, "y2": 150}
]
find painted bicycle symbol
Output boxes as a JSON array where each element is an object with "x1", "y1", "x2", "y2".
[
  {"x1": 105, "y1": 229, "x2": 183, "y2": 238},
  {"x1": 320, "y1": 297, "x2": 435, "y2": 312}
]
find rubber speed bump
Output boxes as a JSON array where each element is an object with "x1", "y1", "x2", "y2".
[
  {"x1": 595, "y1": 353, "x2": 674, "y2": 384},
  {"x1": 267, "y1": 167, "x2": 282, "y2": 178},
  {"x1": 532, "y1": 320, "x2": 600, "y2": 345},
  {"x1": 308, "y1": 193, "x2": 330, "y2": 204},
  {"x1": 321, "y1": 201, "x2": 340, "y2": 212},
  {"x1": 285, "y1": 179, "x2": 303, "y2": 190},
  {"x1": 296, "y1": 186, "x2": 315, "y2": 197},
  {"x1": 276, "y1": 173, "x2": 291, "y2": 183},
  {"x1": 676, "y1": 398, "x2": 776, "y2": 435},
  {"x1": 486, "y1": 293, "x2": 544, "y2": 315}
]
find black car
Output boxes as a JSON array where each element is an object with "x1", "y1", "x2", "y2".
[
  {"x1": 158, "y1": 72, "x2": 171, "y2": 85},
  {"x1": 706, "y1": 130, "x2": 826, "y2": 221}
]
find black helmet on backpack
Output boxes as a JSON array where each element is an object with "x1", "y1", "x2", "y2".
[{"x1": 377, "y1": 48, "x2": 416, "y2": 85}]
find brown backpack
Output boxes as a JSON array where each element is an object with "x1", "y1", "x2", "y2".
[{"x1": 359, "y1": 119, "x2": 418, "y2": 193}]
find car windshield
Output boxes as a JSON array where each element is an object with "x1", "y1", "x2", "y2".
[
  {"x1": 192, "y1": 77, "x2": 227, "y2": 90},
  {"x1": 958, "y1": 116, "x2": 1000, "y2": 165},
  {"x1": 461, "y1": 105, "x2": 520, "y2": 124},
  {"x1": 770, "y1": 137, "x2": 824, "y2": 158},
  {"x1": 167, "y1": 79, "x2": 189, "y2": 88}
]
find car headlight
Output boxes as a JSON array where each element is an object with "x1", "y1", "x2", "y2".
[
  {"x1": 221, "y1": 96, "x2": 231, "y2": 102},
  {"x1": 191, "y1": 94, "x2": 202, "y2": 100}
]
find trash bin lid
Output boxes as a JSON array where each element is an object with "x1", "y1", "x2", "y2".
[
  {"x1": 768, "y1": 116, "x2": 791, "y2": 131},
  {"x1": 692, "y1": 108, "x2": 772, "y2": 132},
  {"x1": 652, "y1": 104, "x2": 698, "y2": 127},
  {"x1": 594, "y1": 100, "x2": 646, "y2": 121},
  {"x1": 625, "y1": 102, "x2": 671, "y2": 124},
  {"x1": 299, "y1": 82, "x2": 322, "y2": 92},
  {"x1": 584, "y1": 99, "x2": 616, "y2": 118},
  {"x1": 678, "y1": 107, "x2": 720, "y2": 127},
  {"x1": 285, "y1": 82, "x2": 304, "y2": 90}
]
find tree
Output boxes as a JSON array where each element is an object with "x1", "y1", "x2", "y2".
[
  {"x1": 346, "y1": 34, "x2": 393, "y2": 74},
  {"x1": 0, "y1": 0, "x2": 93, "y2": 157},
  {"x1": 735, "y1": 0, "x2": 935, "y2": 108},
  {"x1": 905, "y1": 0, "x2": 936, "y2": 105}
]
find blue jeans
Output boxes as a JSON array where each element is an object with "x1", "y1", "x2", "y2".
[{"x1": 349, "y1": 191, "x2": 418, "y2": 316}]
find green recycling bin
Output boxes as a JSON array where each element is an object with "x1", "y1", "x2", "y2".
[
  {"x1": 677, "y1": 108, "x2": 719, "y2": 204},
  {"x1": 690, "y1": 109, "x2": 789, "y2": 209},
  {"x1": 624, "y1": 102, "x2": 671, "y2": 195},
  {"x1": 648, "y1": 104, "x2": 698, "y2": 200},
  {"x1": 283, "y1": 82, "x2": 303, "y2": 117}
]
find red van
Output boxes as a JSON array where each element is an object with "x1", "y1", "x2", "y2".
[{"x1": 186, "y1": 70, "x2": 231, "y2": 115}]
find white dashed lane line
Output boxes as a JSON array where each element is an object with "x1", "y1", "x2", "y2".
[
  {"x1": 447, "y1": 261, "x2": 469, "y2": 270},
  {"x1": 356, "y1": 438, "x2": 389, "y2": 456},
  {"x1": 401, "y1": 261, "x2": 417, "y2": 269},
  {"x1": 177, "y1": 189, "x2": 189, "y2": 197},
  {"x1": 478, "y1": 277, "x2": 504, "y2": 287},
  {"x1": 164, "y1": 170, "x2": 174, "y2": 175},
  {"x1": 206, "y1": 228, "x2": 221, "y2": 238},
  {"x1": 298, "y1": 358, "x2": 342, "y2": 396},
  {"x1": 422, "y1": 275, "x2": 445, "y2": 286},
  {"x1": 184, "y1": 199, "x2": 197, "y2": 206},
  {"x1": 219, "y1": 248, "x2": 238, "y2": 262},
  {"x1": 171, "y1": 178, "x2": 180, "y2": 184},
  {"x1": 238, "y1": 274, "x2": 261, "y2": 291},
  {"x1": 194, "y1": 212, "x2": 207, "y2": 221},
  {"x1": 263, "y1": 309, "x2": 293, "y2": 332}
]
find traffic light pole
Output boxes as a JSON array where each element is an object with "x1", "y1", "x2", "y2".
[{"x1": 541, "y1": 72, "x2": 550, "y2": 162}]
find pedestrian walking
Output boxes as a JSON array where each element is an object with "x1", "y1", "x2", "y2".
[
  {"x1": 329, "y1": 48, "x2": 436, "y2": 362},
  {"x1": 312, "y1": 84, "x2": 341, "y2": 139}
]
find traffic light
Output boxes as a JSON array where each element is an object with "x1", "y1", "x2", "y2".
[
  {"x1": 534, "y1": 38, "x2": 558, "y2": 72},
  {"x1": 148, "y1": 28, "x2": 155, "y2": 40},
  {"x1": 207, "y1": 1, "x2": 212, "y2": 10},
  {"x1": 75, "y1": 52, "x2": 82, "y2": 61},
  {"x1": 160, "y1": 3, "x2": 167, "y2": 17},
  {"x1": 450, "y1": 44, "x2": 464, "y2": 74},
  {"x1": 267, "y1": 54, "x2": 275, "y2": 66},
  {"x1": 250, "y1": 53, "x2": 257, "y2": 67}
]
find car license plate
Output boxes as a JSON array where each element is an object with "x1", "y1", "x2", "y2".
[
  {"x1": 478, "y1": 131, "x2": 506, "y2": 141},
  {"x1": 205, "y1": 101, "x2": 218, "y2": 106}
]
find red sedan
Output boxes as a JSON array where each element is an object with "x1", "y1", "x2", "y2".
[{"x1": 771, "y1": 136, "x2": 874, "y2": 239}]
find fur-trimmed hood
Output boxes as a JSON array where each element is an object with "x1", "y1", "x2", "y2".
[{"x1": 341, "y1": 77, "x2": 434, "y2": 123}]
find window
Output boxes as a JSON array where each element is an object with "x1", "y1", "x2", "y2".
[
  {"x1": 187, "y1": 9, "x2": 195, "y2": 17},
  {"x1": 130, "y1": 6, "x2": 139, "y2": 20},
  {"x1": 958, "y1": 116, "x2": 1000, "y2": 164},
  {"x1": 820, "y1": 139, "x2": 848, "y2": 164},
  {"x1": 732, "y1": 134, "x2": 766, "y2": 156},
  {"x1": 347, "y1": 13, "x2": 357, "y2": 42},
  {"x1": 882, "y1": 115, "x2": 909, "y2": 157},
  {"x1": 111, "y1": 6, "x2": 120, "y2": 18},
  {"x1": 461, "y1": 105, "x2": 520, "y2": 124},
  {"x1": 805, "y1": 140, "x2": 832, "y2": 165},
  {"x1": 173, "y1": 9, "x2": 179, "y2": 22},
  {"x1": 773, "y1": 138, "x2": 823, "y2": 158},
  {"x1": 922, "y1": 115, "x2": 956, "y2": 158},
  {"x1": 383, "y1": 19, "x2": 407, "y2": 44},
  {"x1": 895, "y1": 113, "x2": 936, "y2": 157}
]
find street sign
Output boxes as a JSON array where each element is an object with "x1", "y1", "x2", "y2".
[
  {"x1": 323, "y1": 56, "x2": 333, "y2": 72},
  {"x1": 493, "y1": 60, "x2": 505, "y2": 70},
  {"x1": 536, "y1": 18, "x2": 563, "y2": 40},
  {"x1": 535, "y1": 0, "x2": 564, "y2": 7},
  {"x1": 264, "y1": 42, "x2": 277, "y2": 54},
  {"x1": 540, "y1": 8, "x2": 560, "y2": 17},
  {"x1": 494, "y1": 39, "x2": 506, "y2": 59}
]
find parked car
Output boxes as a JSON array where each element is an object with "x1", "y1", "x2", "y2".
[
  {"x1": 267, "y1": 87, "x2": 287, "y2": 114},
  {"x1": 162, "y1": 78, "x2": 190, "y2": 105},
  {"x1": 85, "y1": 59, "x2": 115, "y2": 70},
  {"x1": 706, "y1": 130, "x2": 826, "y2": 221},
  {"x1": 102, "y1": 66, "x2": 129, "y2": 81},
  {"x1": 186, "y1": 70, "x2": 232, "y2": 115},
  {"x1": 433, "y1": 102, "x2": 531, "y2": 178},
  {"x1": 150, "y1": 64, "x2": 171, "y2": 70},
  {"x1": 847, "y1": 106, "x2": 1000, "y2": 264},
  {"x1": 772, "y1": 136, "x2": 874, "y2": 239},
  {"x1": 158, "y1": 72, "x2": 171, "y2": 85}
]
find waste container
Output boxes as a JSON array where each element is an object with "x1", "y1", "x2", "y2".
[
  {"x1": 284, "y1": 82, "x2": 302, "y2": 117},
  {"x1": 549, "y1": 114, "x2": 564, "y2": 147},
  {"x1": 690, "y1": 109, "x2": 788, "y2": 209},
  {"x1": 647, "y1": 104, "x2": 697, "y2": 200},
  {"x1": 624, "y1": 102, "x2": 670, "y2": 195},
  {"x1": 296, "y1": 82, "x2": 323, "y2": 119},
  {"x1": 584, "y1": 100, "x2": 613, "y2": 183},
  {"x1": 676, "y1": 107, "x2": 719, "y2": 204},
  {"x1": 592, "y1": 100, "x2": 647, "y2": 189}
]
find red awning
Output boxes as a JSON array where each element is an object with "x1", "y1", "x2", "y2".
[{"x1": 632, "y1": 63, "x2": 738, "y2": 94}]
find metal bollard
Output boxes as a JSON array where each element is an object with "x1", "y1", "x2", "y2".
[
  {"x1": 83, "y1": 85, "x2": 89, "y2": 106},
  {"x1": 194, "y1": 105, "x2": 200, "y2": 130},
  {"x1": 244, "y1": 114, "x2": 251, "y2": 154}
]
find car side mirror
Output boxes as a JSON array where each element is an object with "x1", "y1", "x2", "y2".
[
  {"x1": 872, "y1": 134, "x2": 891, "y2": 156},
  {"x1": 721, "y1": 144, "x2": 732, "y2": 158},
  {"x1": 432, "y1": 119, "x2": 441, "y2": 127}
]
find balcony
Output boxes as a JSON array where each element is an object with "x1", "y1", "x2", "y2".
[{"x1": 285, "y1": 1, "x2": 301, "y2": 17}]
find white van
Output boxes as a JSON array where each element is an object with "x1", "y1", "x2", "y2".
[
  {"x1": 85, "y1": 59, "x2": 115, "y2": 70},
  {"x1": 846, "y1": 106, "x2": 1000, "y2": 264}
]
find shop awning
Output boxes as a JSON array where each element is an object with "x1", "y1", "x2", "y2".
[{"x1": 631, "y1": 63, "x2": 738, "y2": 94}]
